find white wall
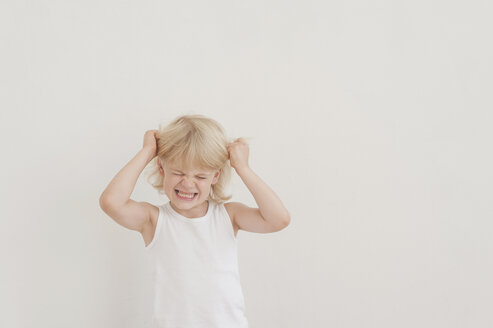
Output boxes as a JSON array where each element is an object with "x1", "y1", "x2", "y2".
[{"x1": 1, "y1": 0, "x2": 492, "y2": 327}]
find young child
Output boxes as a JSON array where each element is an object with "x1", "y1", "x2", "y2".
[{"x1": 99, "y1": 114, "x2": 290, "y2": 328}]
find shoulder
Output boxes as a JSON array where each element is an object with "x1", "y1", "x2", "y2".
[
  {"x1": 138, "y1": 202, "x2": 160, "y2": 230},
  {"x1": 223, "y1": 202, "x2": 241, "y2": 230},
  {"x1": 223, "y1": 201, "x2": 258, "y2": 230},
  {"x1": 147, "y1": 202, "x2": 160, "y2": 224},
  {"x1": 140, "y1": 202, "x2": 160, "y2": 246},
  {"x1": 224, "y1": 201, "x2": 241, "y2": 215}
]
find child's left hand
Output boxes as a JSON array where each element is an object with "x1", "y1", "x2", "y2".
[{"x1": 228, "y1": 138, "x2": 250, "y2": 172}]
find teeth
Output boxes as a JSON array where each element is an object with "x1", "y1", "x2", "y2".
[{"x1": 177, "y1": 191, "x2": 195, "y2": 198}]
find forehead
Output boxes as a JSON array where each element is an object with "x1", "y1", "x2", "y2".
[{"x1": 164, "y1": 160, "x2": 213, "y2": 174}]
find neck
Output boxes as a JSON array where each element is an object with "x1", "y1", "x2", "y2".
[{"x1": 171, "y1": 200, "x2": 209, "y2": 218}]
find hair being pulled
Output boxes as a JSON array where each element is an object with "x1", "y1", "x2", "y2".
[{"x1": 145, "y1": 114, "x2": 232, "y2": 203}]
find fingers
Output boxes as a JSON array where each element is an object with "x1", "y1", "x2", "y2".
[
  {"x1": 230, "y1": 137, "x2": 250, "y2": 145},
  {"x1": 146, "y1": 129, "x2": 159, "y2": 140}
]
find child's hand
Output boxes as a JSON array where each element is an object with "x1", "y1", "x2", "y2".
[
  {"x1": 228, "y1": 138, "x2": 250, "y2": 172},
  {"x1": 143, "y1": 130, "x2": 159, "y2": 157}
]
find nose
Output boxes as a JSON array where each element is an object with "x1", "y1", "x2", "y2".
[{"x1": 181, "y1": 176, "x2": 195, "y2": 188}]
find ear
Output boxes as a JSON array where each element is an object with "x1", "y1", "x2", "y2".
[
  {"x1": 211, "y1": 169, "x2": 221, "y2": 185},
  {"x1": 157, "y1": 158, "x2": 165, "y2": 176}
]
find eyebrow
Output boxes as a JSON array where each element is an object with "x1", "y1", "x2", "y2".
[{"x1": 171, "y1": 169, "x2": 208, "y2": 175}]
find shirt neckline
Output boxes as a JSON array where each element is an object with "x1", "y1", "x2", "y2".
[{"x1": 167, "y1": 200, "x2": 213, "y2": 223}]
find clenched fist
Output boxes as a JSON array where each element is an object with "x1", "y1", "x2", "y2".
[
  {"x1": 227, "y1": 138, "x2": 250, "y2": 172},
  {"x1": 143, "y1": 129, "x2": 159, "y2": 158}
]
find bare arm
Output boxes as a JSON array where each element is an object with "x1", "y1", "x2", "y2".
[
  {"x1": 235, "y1": 166, "x2": 290, "y2": 228},
  {"x1": 99, "y1": 130, "x2": 158, "y2": 231},
  {"x1": 227, "y1": 138, "x2": 290, "y2": 233}
]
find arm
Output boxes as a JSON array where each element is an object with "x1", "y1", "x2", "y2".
[
  {"x1": 99, "y1": 130, "x2": 158, "y2": 232},
  {"x1": 227, "y1": 138, "x2": 290, "y2": 232}
]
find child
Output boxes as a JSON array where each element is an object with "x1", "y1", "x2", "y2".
[{"x1": 99, "y1": 114, "x2": 290, "y2": 328}]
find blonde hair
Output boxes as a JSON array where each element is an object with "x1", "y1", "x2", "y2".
[{"x1": 146, "y1": 114, "x2": 232, "y2": 203}]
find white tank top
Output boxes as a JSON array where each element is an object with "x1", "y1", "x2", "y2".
[{"x1": 145, "y1": 200, "x2": 249, "y2": 328}]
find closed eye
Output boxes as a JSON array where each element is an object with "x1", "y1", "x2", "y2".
[{"x1": 173, "y1": 173, "x2": 206, "y2": 179}]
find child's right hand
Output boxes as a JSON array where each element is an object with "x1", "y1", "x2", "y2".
[{"x1": 143, "y1": 129, "x2": 159, "y2": 158}]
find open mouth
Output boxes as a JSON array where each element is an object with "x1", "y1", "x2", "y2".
[{"x1": 175, "y1": 190, "x2": 198, "y2": 200}]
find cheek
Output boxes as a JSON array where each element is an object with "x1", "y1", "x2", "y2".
[
  {"x1": 163, "y1": 176, "x2": 178, "y2": 188},
  {"x1": 200, "y1": 181, "x2": 213, "y2": 190}
]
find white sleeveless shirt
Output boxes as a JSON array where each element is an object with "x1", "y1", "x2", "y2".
[{"x1": 145, "y1": 200, "x2": 249, "y2": 328}]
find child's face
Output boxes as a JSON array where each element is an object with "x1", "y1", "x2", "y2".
[{"x1": 158, "y1": 158, "x2": 221, "y2": 216}]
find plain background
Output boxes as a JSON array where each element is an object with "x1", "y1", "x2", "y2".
[{"x1": 1, "y1": 0, "x2": 492, "y2": 327}]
